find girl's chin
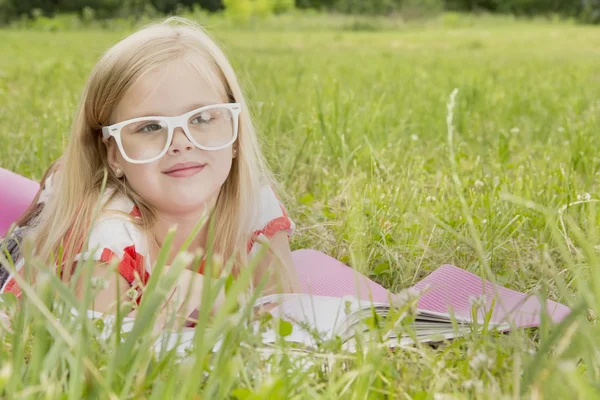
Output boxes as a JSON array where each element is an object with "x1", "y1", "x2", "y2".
[{"x1": 160, "y1": 196, "x2": 217, "y2": 215}]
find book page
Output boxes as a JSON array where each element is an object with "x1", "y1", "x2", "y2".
[
  {"x1": 258, "y1": 294, "x2": 386, "y2": 347},
  {"x1": 412, "y1": 264, "x2": 570, "y2": 328}
]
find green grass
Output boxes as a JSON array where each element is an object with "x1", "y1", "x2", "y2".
[{"x1": 1, "y1": 12, "x2": 600, "y2": 398}]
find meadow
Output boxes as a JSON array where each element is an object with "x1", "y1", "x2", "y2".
[{"x1": 1, "y1": 12, "x2": 599, "y2": 398}]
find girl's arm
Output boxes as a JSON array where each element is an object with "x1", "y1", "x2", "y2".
[
  {"x1": 76, "y1": 263, "x2": 220, "y2": 332},
  {"x1": 253, "y1": 231, "x2": 302, "y2": 295}
]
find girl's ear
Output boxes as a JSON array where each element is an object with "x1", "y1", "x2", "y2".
[{"x1": 106, "y1": 139, "x2": 124, "y2": 177}]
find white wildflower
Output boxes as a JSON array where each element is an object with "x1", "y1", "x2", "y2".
[
  {"x1": 482, "y1": 219, "x2": 487, "y2": 224},
  {"x1": 411, "y1": 134, "x2": 419, "y2": 141},
  {"x1": 426, "y1": 195, "x2": 437, "y2": 202},
  {"x1": 469, "y1": 294, "x2": 487, "y2": 309},
  {"x1": 469, "y1": 351, "x2": 494, "y2": 371},
  {"x1": 0, "y1": 312, "x2": 10, "y2": 331},
  {"x1": 474, "y1": 180, "x2": 484, "y2": 189},
  {"x1": 510, "y1": 127, "x2": 520, "y2": 134},
  {"x1": 126, "y1": 288, "x2": 139, "y2": 300},
  {"x1": 493, "y1": 176, "x2": 500, "y2": 188},
  {"x1": 393, "y1": 287, "x2": 421, "y2": 309},
  {"x1": 174, "y1": 251, "x2": 195, "y2": 267},
  {"x1": 90, "y1": 276, "x2": 109, "y2": 290},
  {"x1": 558, "y1": 126, "x2": 565, "y2": 133},
  {"x1": 577, "y1": 193, "x2": 591, "y2": 201},
  {"x1": 463, "y1": 379, "x2": 484, "y2": 391},
  {"x1": 0, "y1": 363, "x2": 12, "y2": 389},
  {"x1": 557, "y1": 360, "x2": 577, "y2": 372}
]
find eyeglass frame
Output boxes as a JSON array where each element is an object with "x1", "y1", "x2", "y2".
[{"x1": 101, "y1": 102, "x2": 242, "y2": 164}]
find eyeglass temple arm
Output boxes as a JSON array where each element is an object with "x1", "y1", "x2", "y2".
[{"x1": 101, "y1": 126, "x2": 115, "y2": 140}]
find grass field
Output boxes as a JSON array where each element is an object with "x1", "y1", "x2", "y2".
[{"x1": 1, "y1": 12, "x2": 599, "y2": 398}]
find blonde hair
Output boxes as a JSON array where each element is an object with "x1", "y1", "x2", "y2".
[{"x1": 29, "y1": 17, "x2": 274, "y2": 281}]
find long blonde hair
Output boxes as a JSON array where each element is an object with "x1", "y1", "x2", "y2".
[{"x1": 29, "y1": 17, "x2": 273, "y2": 280}]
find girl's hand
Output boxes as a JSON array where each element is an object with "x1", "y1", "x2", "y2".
[
  {"x1": 141, "y1": 267, "x2": 228, "y2": 333},
  {"x1": 152, "y1": 267, "x2": 206, "y2": 332}
]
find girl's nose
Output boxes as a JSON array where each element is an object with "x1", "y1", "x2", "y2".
[{"x1": 168, "y1": 127, "x2": 194, "y2": 155}]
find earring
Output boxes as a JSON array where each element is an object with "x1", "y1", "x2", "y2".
[
  {"x1": 115, "y1": 168, "x2": 123, "y2": 178},
  {"x1": 232, "y1": 148, "x2": 238, "y2": 158}
]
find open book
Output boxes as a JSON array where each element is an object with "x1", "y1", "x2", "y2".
[
  {"x1": 248, "y1": 264, "x2": 570, "y2": 351},
  {"x1": 83, "y1": 263, "x2": 570, "y2": 356}
]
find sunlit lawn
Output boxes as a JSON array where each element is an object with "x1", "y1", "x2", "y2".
[{"x1": 0, "y1": 12, "x2": 599, "y2": 398}]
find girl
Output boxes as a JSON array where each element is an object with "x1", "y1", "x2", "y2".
[{"x1": 1, "y1": 16, "x2": 302, "y2": 328}]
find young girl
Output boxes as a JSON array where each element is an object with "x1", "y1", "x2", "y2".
[{"x1": 1, "y1": 16, "x2": 302, "y2": 328}]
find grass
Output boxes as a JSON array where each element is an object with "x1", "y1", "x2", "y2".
[{"x1": 1, "y1": 11, "x2": 599, "y2": 398}]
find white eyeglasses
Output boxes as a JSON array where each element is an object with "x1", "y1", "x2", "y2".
[{"x1": 101, "y1": 103, "x2": 242, "y2": 164}]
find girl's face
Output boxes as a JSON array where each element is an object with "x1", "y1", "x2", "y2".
[{"x1": 106, "y1": 60, "x2": 235, "y2": 216}]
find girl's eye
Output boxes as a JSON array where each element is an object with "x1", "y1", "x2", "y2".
[
  {"x1": 191, "y1": 111, "x2": 213, "y2": 125},
  {"x1": 138, "y1": 123, "x2": 163, "y2": 133}
]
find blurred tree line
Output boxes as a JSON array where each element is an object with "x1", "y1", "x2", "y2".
[{"x1": 1, "y1": 0, "x2": 599, "y2": 24}]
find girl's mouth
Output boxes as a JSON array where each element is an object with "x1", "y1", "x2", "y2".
[{"x1": 162, "y1": 162, "x2": 206, "y2": 178}]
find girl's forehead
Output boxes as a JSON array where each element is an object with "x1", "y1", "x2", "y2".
[{"x1": 113, "y1": 59, "x2": 228, "y2": 122}]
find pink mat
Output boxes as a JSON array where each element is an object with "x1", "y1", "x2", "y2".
[
  {"x1": 0, "y1": 168, "x2": 39, "y2": 237},
  {"x1": 292, "y1": 249, "x2": 393, "y2": 303}
]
